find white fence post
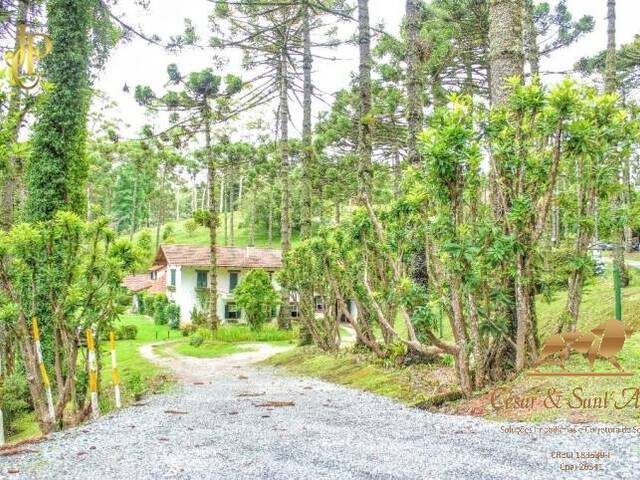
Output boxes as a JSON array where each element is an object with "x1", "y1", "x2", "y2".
[{"x1": 86, "y1": 328, "x2": 100, "y2": 419}]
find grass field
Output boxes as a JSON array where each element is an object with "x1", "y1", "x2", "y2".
[
  {"x1": 159, "y1": 341, "x2": 256, "y2": 359},
  {"x1": 99, "y1": 314, "x2": 177, "y2": 407},
  {"x1": 153, "y1": 323, "x2": 298, "y2": 359},
  {"x1": 144, "y1": 218, "x2": 300, "y2": 249}
]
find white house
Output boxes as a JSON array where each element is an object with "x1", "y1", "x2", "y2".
[
  {"x1": 123, "y1": 244, "x2": 358, "y2": 326},
  {"x1": 123, "y1": 245, "x2": 284, "y2": 324}
]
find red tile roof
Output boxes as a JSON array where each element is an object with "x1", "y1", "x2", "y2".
[
  {"x1": 148, "y1": 274, "x2": 166, "y2": 294},
  {"x1": 122, "y1": 270, "x2": 166, "y2": 294},
  {"x1": 154, "y1": 245, "x2": 283, "y2": 269},
  {"x1": 121, "y1": 274, "x2": 152, "y2": 293}
]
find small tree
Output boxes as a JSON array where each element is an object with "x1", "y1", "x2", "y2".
[{"x1": 234, "y1": 270, "x2": 279, "y2": 331}]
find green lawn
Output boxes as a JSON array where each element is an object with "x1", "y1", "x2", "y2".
[
  {"x1": 99, "y1": 314, "x2": 177, "y2": 407},
  {"x1": 264, "y1": 347, "x2": 460, "y2": 407},
  {"x1": 200, "y1": 323, "x2": 299, "y2": 343},
  {"x1": 152, "y1": 323, "x2": 298, "y2": 359},
  {"x1": 145, "y1": 218, "x2": 300, "y2": 249},
  {"x1": 536, "y1": 269, "x2": 640, "y2": 338},
  {"x1": 159, "y1": 341, "x2": 256, "y2": 359}
]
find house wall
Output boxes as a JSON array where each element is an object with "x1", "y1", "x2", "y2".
[{"x1": 166, "y1": 265, "x2": 281, "y2": 325}]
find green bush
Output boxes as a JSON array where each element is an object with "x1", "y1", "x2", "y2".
[
  {"x1": 117, "y1": 290, "x2": 132, "y2": 307},
  {"x1": 126, "y1": 372, "x2": 145, "y2": 401},
  {"x1": 140, "y1": 292, "x2": 155, "y2": 316},
  {"x1": 189, "y1": 334, "x2": 204, "y2": 347},
  {"x1": 137, "y1": 292, "x2": 147, "y2": 315},
  {"x1": 190, "y1": 306, "x2": 207, "y2": 326},
  {"x1": 153, "y1": 294, "x2": 169, "y2": 325},
  {"x1": 195, "y1": 327, "x2": 214, "y2": 340},
  {"x1": 0, "y1": 373, "x2": 31, "y2": 436},
  {"x1": 181, "y1": 324, "x2": 197, "y2": 336},
  {"x1": 184, "y1": 218, "x2": 199, "y2": 234},
  {"x1": 136, "y1": 228, "x2": 154, "y2": 260},
  {"x1": 233, "y1": 269, "x2": 280, "y2": 331},
  {"x1": 208, "y1": 324, "x2": 297, "y2": 342},
  {"x1": 166, "y1": 303, "x2": 181, "y2": 329},
  {"x1": 116, "y1": 324, "x2": 138, "y2": 340},
  {"x1": 162, "y1": 224, "x2": 174, "y2": 241}
]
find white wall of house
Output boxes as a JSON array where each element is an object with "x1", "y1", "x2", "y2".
[{"x1": 166, "y1": 265, "x2": 281, "y2": 325}]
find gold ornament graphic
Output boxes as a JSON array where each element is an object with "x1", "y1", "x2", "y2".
[
  {"x1": 528, "y1": 319, "x2": 634, "y2": 377},
  {"x1": 4, "y1": 23, "x2": 52, "y2": 90}
]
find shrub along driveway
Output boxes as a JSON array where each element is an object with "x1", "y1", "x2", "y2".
[{"x1": 1, "y1": 344, "x2": 638, "y2": 479}]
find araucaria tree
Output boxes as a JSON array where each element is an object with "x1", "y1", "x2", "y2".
[{"x1": 135, "y1": 66, "x2": 243, "y2": 329}]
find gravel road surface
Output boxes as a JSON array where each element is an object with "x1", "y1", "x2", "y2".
[{"x1": 2, "y1": 343, "x2": 638, "y2": 480}]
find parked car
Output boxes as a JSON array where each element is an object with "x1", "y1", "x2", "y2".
[{"x1": 594, "y1": 241, "x2": 614, "y2": 251}]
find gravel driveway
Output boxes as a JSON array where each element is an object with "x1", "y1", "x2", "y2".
[{"x1": 2, "y1": 344, "x2": 639, "y2": 480}]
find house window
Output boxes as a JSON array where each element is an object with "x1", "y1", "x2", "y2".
[
  {"x1": 229, "y1": 271, "x2": 239, "y2": 292},
  {"x1": 225, "y1": 302, "x2": 240, "y2": 320},
  {"x1": 314, "y1": 296, "x2": 324, "y2": 312},
  {"x1": 196, "y1": 270, "x2": 208, "y2": 288},
  {"x1": 170, "y1": 269, "x2": 176, "y2": 287},
  {"x1": 150, "y1": 271, "x2": 157, "y2": 280},
  {"x1": 290, "y1": 303, "x2": 299, "y2": 318}
]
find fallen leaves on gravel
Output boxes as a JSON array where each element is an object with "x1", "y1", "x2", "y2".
[
  {"x1": 164, "y1": 410, "x2": 189, "y2": 415},
  {"x1": 236, "y1": 392, "x2": 265, "y2": 397},
  {"x1": 0, "y1": 448, "x2": 37, "y2": 457},
  {"x1": 254, "y1": 401, "x2": 295, "y2": 408},
  {"x1": 238, "y1": 375, "x2": 249, "y2": 380}
]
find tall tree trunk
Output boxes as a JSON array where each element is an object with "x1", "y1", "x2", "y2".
[
  {"x1": 405, "y1": 0, "x2": 423, "y2": 165},
  {"x1": 204, "y1": 107, "x2": 219, "y2": 329},
  {"x1": 191, "y1": 172, "x2": 197, "y2": 213},
  {"x1": 301, "y1": 0, "x2": 314, "y2": 239},
  {"x1": 605, "y1": 0, "x2": 628, "y2": 285},
  {"x1": 357, "y1": 0, "x2": 373, "y2": 199},
  {"x1": 524, "y1": 0, "x2": 540, "y2": 78},
  {"x1": 488, "y1": 0, "x2": 524, "y2": 106},
  {"x1": 229, "y1": 171, "x2": 235, "y2": 246},
  {"x1": 224, "y1": 178, "x2": 229, "y2": 246},
  {"x1": 155, "y1": 164, "x2": 166, "y2": 251},
  {"x1": 605, "y1": 0, "x2": 617, "y2": 93},
  {"x1": 392, "y1": 141, "x2": 401, "y2": 198},
  {"x1": 487, "y1": 0, "x2": 525, "y2": 375},
  {"x1": 277, "y1": 49, "x2": 292, "y2": 330},
  {"x1": 268, "y1": 184, "x2": 273, "y2": 244},
  {"x1": 249, "y1": 182, "x2": 256, "y2": 246},
  {"x1": 175, "y1": 189, "x2": 180, "y2": 221},
  {"x1": 561, "y1": 184, "x2": 597, "y2": 331},
  {"x1": 129, "y1": 166, "x2": 138, "y2": 240}
]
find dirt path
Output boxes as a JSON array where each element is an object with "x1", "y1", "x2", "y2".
[{"x1": 139, "y1": 341, "x2": 292, "y2": 383}]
